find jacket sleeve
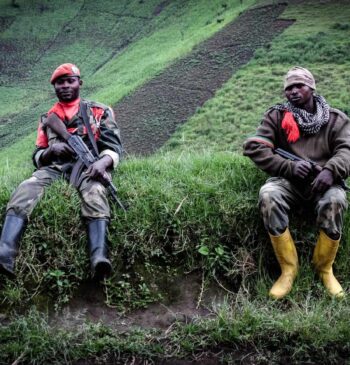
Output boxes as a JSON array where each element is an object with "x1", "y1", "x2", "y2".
[
  {"x1": 243, "y1": 109, "x2": 294, "y2": 178},
  {"x1": 32, "y1": 116, "x2": 49, "y2": 168},
  {"x1": 96, "y1": 107, "x2": 123, "y2": 169},
  {"x1": 323, "y1": 112, "x2": 350, "y2": 180}
]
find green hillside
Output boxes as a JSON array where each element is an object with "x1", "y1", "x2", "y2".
[
  {"x1": 165, "y1": 0, "x2": 350, "y2": 153},
  {"x1": 0, "y1": 0, "x2": 254, "y2": 148},
  {"x1": 1, "y1": 0, "x2": 350, "y2": 364}
]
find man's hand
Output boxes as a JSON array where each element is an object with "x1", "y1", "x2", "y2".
[
  {"x1": 292, "y1": 160, "x2": 313, "y2": 179},
  {"x1": 50, "y1": 142, "x2": 74, "y2": 159},
  {"x1": 311, "y1": 168, "x2": 334, "y2": 194},
  {"x1": 40, "y1": 142, "x2": 74, "y2": 165},
  {"x1": 85, "y1": 155, "x2": 113, "y2": 181}
]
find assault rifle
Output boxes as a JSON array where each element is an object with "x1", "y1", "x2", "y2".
[
  {"x1": 275, "y1": 148, "x2": 322, "y2": 173},
  {"x1": 275, "y1": 148, "x2": 349, "y2": 191},
  {"x1": 45, "y1": 113, "x2": 126, "y2": 211}
]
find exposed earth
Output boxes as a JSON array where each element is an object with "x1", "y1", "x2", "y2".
[{"x1": 115, "y1": 2, "x2": 293, "y2": 156}]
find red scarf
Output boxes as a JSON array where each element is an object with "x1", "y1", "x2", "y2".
[
  {"x1": 281, "y1": 111, "x2": 300, "y2": 143},
  {"x1": 36, "y1": 99, "x2": 105, "y2": 148},
  {"x1": 47, "y1": 98, "x2": 80, "y2": 121}
]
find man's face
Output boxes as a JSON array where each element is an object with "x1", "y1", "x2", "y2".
[
  {"x1": 54, "y1": 76, "x2": 82, "y2": 102},
  {"x1": 284, "y1": 83, "x2": 313, "y2": 108}
]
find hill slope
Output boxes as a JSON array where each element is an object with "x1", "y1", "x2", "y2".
[
  {"x1": 0, "y1": 0, "x2": 254, "y2": 150},
  {"x1": 1, "y1": 0, "x2": 350, "y2": 364},
  {"x1": 115, "y1": 3, "x2": 292, "y2": 155},
  {"x1": 165, "y1": 0, "x2": 350, "y2": 153}
]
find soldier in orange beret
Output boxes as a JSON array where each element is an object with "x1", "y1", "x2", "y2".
[{"x1": 0, "y1": 63, "x2": 122, "y2": 280}]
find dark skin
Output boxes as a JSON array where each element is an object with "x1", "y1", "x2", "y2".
[
  {"x1": 284, "y1": 83, "x2": 334, "y2": 194},
  {"x1": 40, "y1": 75, "x2": 113, "y2": 181}
]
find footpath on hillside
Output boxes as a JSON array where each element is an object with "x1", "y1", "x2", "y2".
[{"x1": 115, "y1": 2, "x2": 293, "y2": 156}]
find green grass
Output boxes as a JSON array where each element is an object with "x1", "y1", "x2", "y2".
[
  {"x1": 0, "y1": 0, "x2": 254, "y2": 148},
  {"x1": 164, "y1": 0, "x2": 350, "y2": 153},
  {"x1": 1, "y1": 295, "x2": 350, "y2": 364},
  {"x1": 0, "y1": 151, "x2": 350, "y2": 363},
  {"x1": 90, "y1": 0, "x2": 256, "y2": 105},
  {"x1": 1, "y1": 0, "x2": 350, "y2": 363},
  {"x1": 0, "y1": 151, "x2": 266, "y2": 310}
]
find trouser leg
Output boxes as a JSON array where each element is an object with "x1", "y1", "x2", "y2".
[
  {"x1": 6, "y1": 168, "x2": 61, "y2": 219},
  {"x1": 258, "y1": 177, "x2": 302, "y2": 236},
  {"x1": 313, "y1": 185, "x2": 347, "y2": 297},
  {"x1": 1, "y1": 168, "x2": 60, "y2": 277},
  {"x1": 315, "y1": 185, "x2": 347, "y2": 240},
  {"x1": 258, "y1": 178, "x2": 303, "y2": 298},
  {"x1": 78, "y1": 175, "x2": 112, "y2": 279},
  {"x1": 78, "y1": 175, "x2": 110, "y2": 220}
]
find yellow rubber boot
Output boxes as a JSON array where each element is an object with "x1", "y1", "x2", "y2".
[
  {"x1": 313, "y1": 230, "x2": 344, "y2": 298},
  {"x1": 269, "y1": 228, "x2": 298, "y2": 299}
]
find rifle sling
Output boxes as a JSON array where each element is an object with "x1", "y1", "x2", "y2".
[
  {"x1": 69, "y1": 101, "x2": 98, "y2": 187},
  {"x1": 80, "y1": 101, "x2": 99, "y2": 158},
  {"x1": 69, "y1": 159, "x2": 85, "y2": 187}
]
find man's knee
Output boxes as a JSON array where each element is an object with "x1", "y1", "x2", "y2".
[
  {"x1": 81, "y1": 182, "x2": 107, "y2": 201},
  {"x1": 258, "y1": 183, "x2": 284, "y2": 213},
  {"x1": 316, "y1": 187, "x2": 348, "y2": 238},
  {"x1": 80, "y1": 182, "x2": 110, "y2": 219},
  {"x1": 317, "y1": 187, "x2": 348, "y2": 215},
  {"x1": 258, "y1": 181, "x2": 291, "y2": 235},
  {"x1": 17, "y1": 176, "x2": 39, "y2": 190}
]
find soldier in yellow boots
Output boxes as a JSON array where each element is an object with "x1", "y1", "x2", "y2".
[{"x1": 244, "y1": 67, "x2": 350, "y2": 299}]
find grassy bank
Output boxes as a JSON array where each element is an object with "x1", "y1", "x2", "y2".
[
  {"x1": 2, "y1": 298, "x2": 350, "y2": 364},
  {"x1": 1, "y1": 0, "x2": 350, "y2": 363},
  {"x1": 1, "y1": 152, "x2": 350, "y2": 363},
  {"x1": 0, "y1": 152, "x2": 264, "y2": 309}
]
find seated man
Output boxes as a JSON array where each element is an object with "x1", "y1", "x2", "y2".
[
  {"x1": 243, "y1": 66, "x2": 350, "y2": 299},
  {"x1": 0, "y1": 63, "x2": 122, "y2": 280}
]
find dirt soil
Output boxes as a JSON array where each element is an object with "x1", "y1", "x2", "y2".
[
  {"x1": 115, "y1": 2, "x2": 294, "y2": 156},
  {"x1": 54, "y1": 272, "x2": 223, "y2": 332}
]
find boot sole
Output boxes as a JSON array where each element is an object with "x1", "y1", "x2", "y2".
[{"x1": 93, "y1": 261, "x2": 112, "y2": 281}]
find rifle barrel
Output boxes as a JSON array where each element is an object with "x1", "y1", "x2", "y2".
[{"x1": 275, "y1": 148, "x2": 302, "y2": 162}]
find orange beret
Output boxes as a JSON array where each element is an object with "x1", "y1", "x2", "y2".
[{"x1": 50, "y1": 63, "x2": 80, "y2": 84}]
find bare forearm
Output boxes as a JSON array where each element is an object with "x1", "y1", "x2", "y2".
[{"x1": 98, "y1": 155, "x2": 113, "y2": 170}]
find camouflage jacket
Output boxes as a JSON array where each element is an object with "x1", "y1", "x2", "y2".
[{"x1": 33, "y1": 99, "x2": 122, "y2": 170}]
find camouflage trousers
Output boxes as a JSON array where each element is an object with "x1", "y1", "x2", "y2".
[
  {"x1": 6, "y1": 167, "x2": 110, "y2": 221},
  {"x1": 258, "y1": 177, "x2": 348, "y2": 238}
]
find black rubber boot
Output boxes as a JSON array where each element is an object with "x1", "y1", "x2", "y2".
[
  {"x1": 87, "y1": 219, "x2": 112, "y2": 280},
  {"x1": 0, "y1": 214, "x2": 26, "y2": 278}
]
